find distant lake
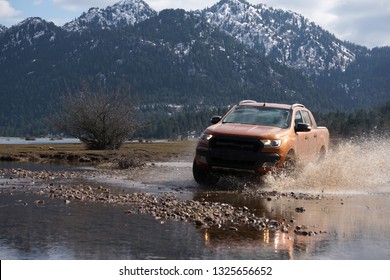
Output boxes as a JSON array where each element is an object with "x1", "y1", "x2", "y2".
[{"x1": 0, "y1": 137, "x2": 81, "y2": 145}]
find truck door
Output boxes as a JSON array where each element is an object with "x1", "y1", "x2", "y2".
[
  {"x1": 294, "y1": 111, "x2": 311, "y2": 160},
  {"x1": 300, "y1": 110, "x2": 317, "y2": 158}
]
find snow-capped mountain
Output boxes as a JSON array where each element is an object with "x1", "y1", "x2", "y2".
[
  {"x1": 63, "y1": 0, "x2": 156, "y2": 32},
  {"x1": 202, "y1": 0, "x2": 358, "y2": 75},
  {"x1": 59, "y1": 0, "x2": 363, "y2": 75},
  {"x1": 0, "y1": 0, "x2": 389, "y2": 137},
  {"x1": 2, "y1": 17, "x2": 60, "y2": 48},
  {"x1": 2, "y1": 0, "x2": 363, "y2": 75}
]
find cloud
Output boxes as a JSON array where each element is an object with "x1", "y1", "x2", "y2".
[
  {"x1": 352, "y1": 15, "x2": 390, "y2": 47},
  {"x1": 253, "y1": 0, "x2": 390, "y2": 47},
  {"x1": 51, "y1": 0, "x2": 217, "y2": 12},
  {"x1": 147, "y1": 0, "x2": 214, "y2": 11},
  {"x1": 4, "y1": 0, "x2": 386, "y2": 48},
  {"x1": 51, "y1": 0, "x2": 114, "y2": 11},
  {"x1": 0, "y1": 0, "x2": 21, "y2": 18},
  {"x1": 325, "y1": 0, "x2": 390, "y2": 47}
]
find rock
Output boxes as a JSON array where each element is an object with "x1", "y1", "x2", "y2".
[
  {"x1": 8, "y1": 168, "x2": 286, "y2": 233},
  {"x1": 281, "y1": 226, "x2": 289, "y2": 233},
  {"x1": 34, "y1": 199, "x2": 45, "y2": 205},
  {"x1": 294, "y1": 229, "x2": 308, "y2": 236},
  {"x1": 268, "y1": 220, "x2": 281, "y2": 228}
]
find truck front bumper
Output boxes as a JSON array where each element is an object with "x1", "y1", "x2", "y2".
[{"x1": 195, "y1": 146, "x2": 281, "y2": 175}]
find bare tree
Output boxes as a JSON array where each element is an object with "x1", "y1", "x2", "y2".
[{"x1": 55, "y1": 81, "x2": 138, "y2": 150}]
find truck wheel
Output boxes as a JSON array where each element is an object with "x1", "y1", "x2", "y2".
[
  {"x1": 192, "y1": 159, "x2": 218, "y2": 185},
  {"x1": 283, "y1": 150, "x2": 296, "y2": 175}
]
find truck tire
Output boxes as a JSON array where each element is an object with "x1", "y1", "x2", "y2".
[
  {"x1": 192, "y1": 159, "x2": 218, "y2": 185},
  {"x1": 317, "y1": 146, "x2": 327, "y2": 161}
]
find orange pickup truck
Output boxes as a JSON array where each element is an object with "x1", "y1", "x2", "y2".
[{"x1": 193, "y1": 100, "x2": 329, "y2": 185}]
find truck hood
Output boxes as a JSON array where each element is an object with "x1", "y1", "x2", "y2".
[{"x1": 206, "y1": 123, "x2": 288, "y2": 139}]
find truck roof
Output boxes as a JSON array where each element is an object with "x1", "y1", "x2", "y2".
[{"x1": 238, "y1": 100, "x2": 305, "y2": 110}]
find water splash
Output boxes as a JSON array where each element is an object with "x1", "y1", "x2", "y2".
[{"x1": 262, "y1": 138, "x2": 390, "y2": 194}]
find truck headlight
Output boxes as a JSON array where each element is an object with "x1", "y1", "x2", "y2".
[
  {"x1": 199, "y1": 133, "x2": 213, "y2": 142},
  {"x1": 261, "y1": 139, "x2": 281, "y2": 148}
]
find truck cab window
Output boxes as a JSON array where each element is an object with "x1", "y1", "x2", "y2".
[
  {"x1": 295, "y1": 111, "x2": 303, "y2": 124},
  {"x1": 300, "y1": 110, "x2": 313, "y2": 126}
]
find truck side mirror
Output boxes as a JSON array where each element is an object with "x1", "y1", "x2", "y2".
[
  {"x1": 210, "y1": 116, "x2": 222, "y2": 124},
  {"x1": 295, "y1": 123, "x2": 311, "y2": 132}
]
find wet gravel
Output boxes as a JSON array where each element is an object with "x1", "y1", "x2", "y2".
[{"x1": 1, "y1": 167, "x2": 325, "y2": 236}]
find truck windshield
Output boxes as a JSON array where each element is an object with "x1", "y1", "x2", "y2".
[{"x1": 223, "y1": 106, "x2": 291, "y2": 129}]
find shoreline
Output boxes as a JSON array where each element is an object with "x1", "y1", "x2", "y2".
[{"x1": 0, "y1": 140, "x2": 197, "y2": 166}]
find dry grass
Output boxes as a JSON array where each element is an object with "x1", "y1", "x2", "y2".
[{"x1": 0, "y1": 140, "x2": 197, "y2": 164}]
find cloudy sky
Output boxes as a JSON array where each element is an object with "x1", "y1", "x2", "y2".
[{"x1": 0, "y1": 0, "x2": 389, "y2": 48}]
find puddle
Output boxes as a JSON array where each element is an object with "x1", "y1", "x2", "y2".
[{"x1": 1, "y1": 138, "x2": 390, "y2": 259}]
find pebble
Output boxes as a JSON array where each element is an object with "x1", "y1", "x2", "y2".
[
  {"x1": 2, "y1": 167, "x2": 326, "y2": 237},
  {"x1": 295, "y1": 207, "x2": 306, "y2": 213}
]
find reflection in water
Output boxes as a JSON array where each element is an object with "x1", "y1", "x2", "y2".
[
  {"x1": 1, "y1": 185, "x2": 390, "y2": 259},
  {"x1": 0, "y1": 191, "x2": 208, "y2": 259},
  {"x1": 1, "y1": 189, "x2": 325, "y2": 260},
  {"x1": 193, "y1": 190, "x2": 390, "y2": 260},
  {"x1": 0, "y1": 161, "x2": 92, "y2": 172}
]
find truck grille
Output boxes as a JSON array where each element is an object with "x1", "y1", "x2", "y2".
[
  {"x1": 209, "y1": 136, "x2": 262, "y2": 152},
  {"x1": 208, "y1": 136, "x2": 263, "y2": 169}
]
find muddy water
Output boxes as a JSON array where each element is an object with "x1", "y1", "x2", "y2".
[
  {"x1": 262, "y1": 138, "x2": 390, "y2": 194},
  {"x1": 1, "y1": 138, "x2": 390, "y2": 259}
]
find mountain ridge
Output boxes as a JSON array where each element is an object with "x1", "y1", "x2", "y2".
[
  {"x1": 62, "y1": 0, "x2": 157, "y2": 32},
  {"x1": 1, "y1": 0, "x2": 373, "y2": 75},
  {"x1": 0, "y1": 0, "x2": 389, "y2": 137},
  {"x1": 201, "y1": 0, "x2": 360, "y2": 75},
  {"x1": 57, "y1": 0, "x2": 370, "y2": 75}
]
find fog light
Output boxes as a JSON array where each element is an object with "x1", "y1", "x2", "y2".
[{"x1": 199, "y1": 156, "x2": 207, "y2": 163}]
